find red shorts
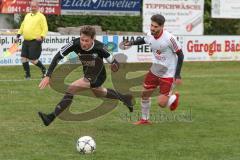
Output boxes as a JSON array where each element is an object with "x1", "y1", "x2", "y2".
[{"x1": 143, "y1": 71, "x2": 174, "y2": 95}]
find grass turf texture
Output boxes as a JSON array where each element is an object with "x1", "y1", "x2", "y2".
[{"x1": 0, "y1": 62, "x2": 240, "y2": 160}]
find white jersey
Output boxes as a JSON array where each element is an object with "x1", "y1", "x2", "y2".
[{"x1": 144, "y1": 30, "x2": 181, "y2": 78}]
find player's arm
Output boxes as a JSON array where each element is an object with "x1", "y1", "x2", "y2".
[
  {"x1": 39, "y1": 15, "x2": 48, "y2": 40},
  {"x1": 16, "y1": 17, "x2": 25, "y2": 41},
  {"x1": 101, "y1": 46, "x2": 120, "y2": 72},
  {"x1": 39, "y1": 41, "x2": 75, "y2": 89},
  {"x1": 175, "y1": 49, "x2": 184, "y2": 80},
  {"x1": 169, "y1": 36, "x2": 184, "y2": 83},
  {"x1": 123, "y1": 38, "x2": 146, "y2": 46},
  {"x1": 17, "y1": 20, "x2": 24, "y2": 36},
  {"x1": 38, "y1": 53, "x2": 63, "y2": 89},
  {"x1": 106, "y1": 55, "x2": 120, "y2": 72},
  {"x1": 129, "y1": 38, "x2": 146, "y2": 45},
  {"x1": 45, "y1": 53, "x2": 63, "y2": 77}
]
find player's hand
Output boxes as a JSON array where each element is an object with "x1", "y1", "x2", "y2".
[
  {"x1": 123, "y1": 41, "x2": 132, "y2": 46},
  {"x1": 174, "y1": 78, "x2": 182, "y2": 85},
  {"x1": 110, "y1": 63, "x2": 119, "y2": 72},
  {"x1": 110, "y1": 61, "x2": 120, "y2": 72},
  {"x1": 15, "y1": 34, "x2": 20, "y2": 43},
  {"x1": 39, "y1": 76, "x2": 50, "y2": 89},
  {"x1": 36, "y1": 37, "x2": 43, "y2": 41},
  {"x1": 14, "y1": 38, "x2": 19, "y2": 43},
  {"x1": 119, "y1": 41, "x2": 133, "y2": 50}
]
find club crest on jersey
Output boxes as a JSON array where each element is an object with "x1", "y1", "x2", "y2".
[
  {"x1": 153, "y1": 50, "x2": 166, "y2": 61},
  {"x1": 156, "y1": 50, "x2": 161, "y2": 55},
  {"x1": 92, "y1": 53, "x2": 98, "y2": 58}
]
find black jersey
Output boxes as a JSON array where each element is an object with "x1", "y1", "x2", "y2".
[{"x1": 46, "y1": 38, "x2": 112, "y2": 87}]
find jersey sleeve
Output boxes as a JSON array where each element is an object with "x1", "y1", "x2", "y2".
[
  {"x1": 143, "y1": 32, "x2": 152, "y2": 44},
  {"x1": 17, "y1": 14, "x2": 28, "y2": 35},
  {"x1": 99, "y1": 45, "x2": 111, "y2": 58},
  {"x1": 59, "y1": 40, "x2": 75, "y2": 57},
  {"x1": 169, "y1": 35, "x2": 182, "y2": 53},
  {"x1": 46, "y1": 40, "x2": 76, "y2": 77},
  {"x1": 40, "y1": 14, "x2": 48, "y2": 38},
  {"x1": 132, "y1": 37, "x2": 146, "y2": 45}
]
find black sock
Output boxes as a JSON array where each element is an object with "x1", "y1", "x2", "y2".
[
  {"x1": 53, "y1": 92, "x2": 74, "y2": 117},
  {"x1": 35, "y1": 60, "x2": 46, "y2": 73},
  {"x1": 47, "y1": 112, "x2": 56, "y2": 121},
  {"x1": 22, "y1": 62, "x2": 30, "y2": 76},
  {"x1": 106, "y1": 88, "x2": 125, "y2": 101}
]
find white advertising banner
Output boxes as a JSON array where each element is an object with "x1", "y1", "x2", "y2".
[
  {"x1": 212, "y1": 0, "x2": 240, "y2": 18},
  {"x1": 0, "y1": 35, "x2": 78, "y2": 66},
  {"x1": 142, "y1": 0, "x2": 204, "y2": 35},
  {"x1": 1, "y1": 35, "x2": 240, "y2": 66},
  {"x1": 182, "y1": 36, "x2": 240, "y2": 61},
  {"x1": 115, "y1": 35, "x2": 240, "y2": 62}
]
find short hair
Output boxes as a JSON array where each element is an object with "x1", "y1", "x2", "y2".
[
  {"x1": 151, "y1": 14, "x2": 165, "y2": 26},
  {"x1": 80, "y1": 25, "x2": 96, "y2": 39}
]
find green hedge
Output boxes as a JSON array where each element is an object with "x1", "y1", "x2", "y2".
[{"x1": 46, "y1": 15, "x2": 142, "y2": 32}]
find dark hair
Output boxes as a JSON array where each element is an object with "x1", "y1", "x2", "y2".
[
  {"x1": 151, "y1": 14, "x2": 165, "y2": 26},
  {"x1": 80, "y1": 25, "x2": 96, "y2": 39}
]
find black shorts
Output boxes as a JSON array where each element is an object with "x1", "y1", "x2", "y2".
[
  {"x1": 21, "y1": 40, "x2": 42, "y2": 60},
  {"x1": 85, "y1": 69, "x2": 106, "y2": 88}
]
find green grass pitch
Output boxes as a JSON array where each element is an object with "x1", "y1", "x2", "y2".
[{"x1": 0, "y1": 62, "x2": 240, "y2": 160}]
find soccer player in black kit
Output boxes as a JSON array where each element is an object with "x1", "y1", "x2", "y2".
[{"x1": 38, "y1": 25, "x2": 134, "y2": 126}]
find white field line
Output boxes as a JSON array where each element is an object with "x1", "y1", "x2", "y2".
[
  {"x1": 0, "y1": 78, "x2": 41, "y2": 82},
  {"x1": 0, "y1": 73, "x2": 239, "y2": 82}
]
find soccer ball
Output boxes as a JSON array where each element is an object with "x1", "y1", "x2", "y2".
[{"x1": 76, "y1": 136, "x2": 96, "y2": 154}]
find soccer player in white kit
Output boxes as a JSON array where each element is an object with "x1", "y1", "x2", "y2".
[{"x1": 124, "y1": 14, "x2": 184, "y2": 125}]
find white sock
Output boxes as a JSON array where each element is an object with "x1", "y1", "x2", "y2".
[
  {"x1": 141, "y1": 98, "x2": 151, "y2": 120},
  {"x1": 166, "y1": 94, "x2": 176, "y2": 108}
]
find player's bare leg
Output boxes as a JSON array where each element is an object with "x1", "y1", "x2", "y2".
[
  {"x1": 134, "y1": 88, "x2": 154, "y2": 125},
  {"x1": 157, "y1": 94, "x2": 169, "y2": 107},
  {"x1": 91, "y1": 87, "x2": 134, "y2": 112},
  {"x1": 38, "y1": 78, "x2": 90, "y2": 126},
  {"x1": 158, "y1": 78, "x2": 180, "y2": 111},
  {"x1": 158, "y1": 92, "x2": 180, "y2": 111}
]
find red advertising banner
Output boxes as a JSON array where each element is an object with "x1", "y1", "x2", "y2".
[{"x1": 0, "y1": 0, "x2": 60, "y2": 14}]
